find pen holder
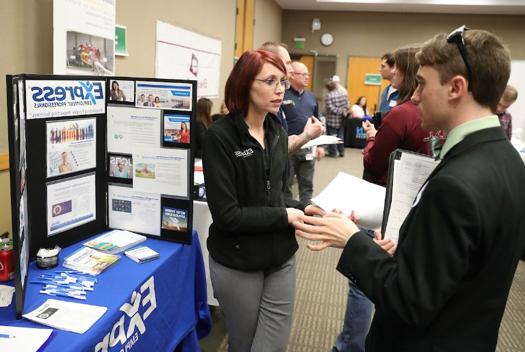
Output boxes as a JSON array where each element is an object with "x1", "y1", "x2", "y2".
[{"x1": 36, "y1": 249, "x2": 59, "y2": 269}]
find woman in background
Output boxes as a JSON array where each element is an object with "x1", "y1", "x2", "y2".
[
  {"x1": 362, "y1": 46, "x2": 430, "y2": 186},
  {"x1": 351, "y1": 96, "x2": 368, "y2": 118},
  {"x1": 194, "y1": 98, "x2": 213, "y2": 158},
  {"x1": 202, "y1": 49, "x2": 306, "y2": 352},
  {"x1": 211, "y1": 101, "x2": 229, "y2": 122}
]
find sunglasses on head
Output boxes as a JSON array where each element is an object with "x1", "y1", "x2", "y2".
[{"x1": 447, "y1": 25, "x2": 472, "y2": 90}]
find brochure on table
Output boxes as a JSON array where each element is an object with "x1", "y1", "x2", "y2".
[
  {"x1": 23, "y1": 299, "x2": 107, "y2": 334},
  {"x1": 6, "y1": 74, "x2": 196, "y2": 318}
]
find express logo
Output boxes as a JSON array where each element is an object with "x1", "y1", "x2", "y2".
[
  {"x1": 31, "y1": 81, "x2": 104, "y2": 105},
  {"x1": 234, "y1": 148, "x2": 254, "y2": 158},
  {"x1": 95, "y1": 276, "x2": 157, "y2": 352}
]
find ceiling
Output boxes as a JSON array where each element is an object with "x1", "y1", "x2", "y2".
[{"x1": 275, "y1": 0, "x2": 525, "y2": 15}]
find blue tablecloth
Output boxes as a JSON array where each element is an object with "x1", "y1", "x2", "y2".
[{"x1": 0, "y1": 231, "x2": 211, "y2": 352}]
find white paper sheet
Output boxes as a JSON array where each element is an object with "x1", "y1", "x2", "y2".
[
  {"x1": 311, "y1": 172, "x2": 386, "y2": 229},
  {"x1": 301, "y1": 135, "x2": 342, "y2": 149},
  {"x1": 47, "y1": 174, "x2": 96, "y2": 236},
  {"x1": 23, "y1": 299, "x2": 107, "y2": 334},
  {"x1": 0, "y1": 325, "x2": 54, "y2": 351},
  {"x1": 0, "y1": 285, "x2": 15, "y2": 307},
  {"x1": 108, "y1": 185, "x2": 161, "y2": 236},
  {"x1": 156, "y1": 21, "x2": 221, "y2": 98},
  {"x1": 133, "y1": 149, "x2": 189, "y2": 198},
  {"x1": 384, "y1": 153, "x2": 439, "y2": 243},
  {"x1": 107, "y1": 106, "x2": 161, "y2": 154}
]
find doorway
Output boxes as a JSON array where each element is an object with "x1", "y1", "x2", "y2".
[
  {"x1": 313, "y1": 55, "x2": 337, "y2": 112},
  {"x1": 290, "y1": 54, "x2": 337, "y2": 113},
  {"x1": 346, "y1": 56, "x2": 389, "y2": 114}
]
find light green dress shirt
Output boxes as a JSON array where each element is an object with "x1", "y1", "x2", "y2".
[{"x1": 438, "y1": 115, "x2": 501, "y2": 160}]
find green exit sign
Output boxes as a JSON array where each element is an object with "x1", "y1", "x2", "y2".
[
  {"x1": 364, "y1": 73, "x2": 382, "y2": 86},
  {"x1": 115, "y1": 25, "x2": 128, "y2": 56}
]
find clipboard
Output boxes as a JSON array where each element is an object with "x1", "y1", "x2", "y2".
[{"x1": 380, "y1": 149, "x2": 439, "y2": 242}]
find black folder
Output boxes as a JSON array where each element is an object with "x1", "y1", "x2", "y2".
[{"x1": 380, "y1": 149, "x2": 438, "y2": 238}]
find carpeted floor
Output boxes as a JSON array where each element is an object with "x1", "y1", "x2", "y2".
[{"x1": 200, "y1": 148, "x2": 525, "y2": 352}]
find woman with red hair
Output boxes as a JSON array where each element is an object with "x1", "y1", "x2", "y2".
[{"x1": 203, "y1": 50, "x2": 306, "y2": 351}]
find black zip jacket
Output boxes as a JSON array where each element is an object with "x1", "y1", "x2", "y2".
[{"x1": 202, "y1": 112, "x2": 304, "y2": 271}]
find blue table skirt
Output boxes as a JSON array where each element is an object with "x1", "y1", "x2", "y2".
[{"x1": 0, "y1": 230, "x2": 211, "y2": 352}]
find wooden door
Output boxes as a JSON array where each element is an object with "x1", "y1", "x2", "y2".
[
  {"x1": 235, "y1": 0, "x2": 254, "y2": 58},
  {"x1": 346, "y1": 56, "x2": 390, "y2": 114}
]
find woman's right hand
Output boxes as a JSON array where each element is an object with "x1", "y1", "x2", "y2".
[
  {"x1": 286, "y1": 208, "x2": 304, "y2": 225},
  {"x1": 362, "y1": 120, "x2": 377, "y2": 138}
]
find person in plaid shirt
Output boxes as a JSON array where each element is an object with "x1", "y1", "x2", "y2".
[
  {"x1": 496, "y1": 84, "x2": 518, "y2": 139},
  {"x1": 325, "y1": 81, "x2": 349, "y2": 157}
]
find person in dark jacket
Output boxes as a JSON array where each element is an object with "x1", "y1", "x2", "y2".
[
  {"x1": 295, "y1": 27, "x2": 525, "y2": 352},
  {"x1": 202, "y1": 49, "x2": 306, "y2": 352}
]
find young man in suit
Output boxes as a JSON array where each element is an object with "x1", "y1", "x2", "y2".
[{"x1": 294, "y1": 27, "x2": 525, "y2": 352}]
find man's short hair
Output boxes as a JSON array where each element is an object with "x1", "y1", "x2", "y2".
[
  {"x1": 381, "y1": 53, "x2": 395, "y2": 67},
  {"x1": 416, "y1": 29, "x2": 511, "y2": 112},
  {"x1": 502, "y1": 85, "x2": 518, "y2": 102},
  {"x1": 260, "y1": 41, "x2": 288, "y2": 53},
  {"x1": 326, "y1": 81, "x2": 337, "y2": 91}
]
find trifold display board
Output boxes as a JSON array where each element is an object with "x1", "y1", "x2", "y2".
[{"x1": 6, "y1": 74, "x2": 196, "y2": 318}]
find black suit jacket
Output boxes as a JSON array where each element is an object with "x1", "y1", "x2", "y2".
[{"x1": 337, "y1": 127, "x2": 525, "y2": 352}]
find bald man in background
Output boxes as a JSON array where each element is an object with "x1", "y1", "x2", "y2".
[{"x1": 281, "y1": 61, "x2": 325, "y2": 204}]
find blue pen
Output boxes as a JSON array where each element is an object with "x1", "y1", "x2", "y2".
[
  {"x1": 40, "y1": 289, "x2": 86, "y2": 300},
  {"x1": 44, "y1": 284, "x2": 88, "y2": 292},
  {"x1": 0, "y1": 332, "x2": 14, "y2": 338},
  {"x1": 60, "y1": 272, "x2": 97, "y2": 284}
]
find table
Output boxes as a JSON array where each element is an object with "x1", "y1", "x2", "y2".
[
  {"x1": 0, "y1": 231, "x2": 211, "y2": 352},
  {"x1": 344, "y1": 118, "x2": 367, "y2": 148}
]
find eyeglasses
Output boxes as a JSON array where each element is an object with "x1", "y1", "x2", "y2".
[
  {"x1": 293, "y1": 72, "x2": 310, "y2": 77},
  {"x1": 254, "y1": 77, "x2": 290, "y2": 90},
  {"x1": 447, "y1": 25, "x2": 472, "y2": 89}
]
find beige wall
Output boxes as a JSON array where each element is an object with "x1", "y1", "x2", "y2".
[
  {"x1": 253, "y1": 0, "x2": 282, "y2": 48},
  {"x1": 115, "y1": 0, "x2": 237, "y2": 112},
  {"x1": 282, "y1": 11, "x2": 525, "y2": 87},
  {"x1": 0, "y1": 0, "x2": 54, "y2": 236}
]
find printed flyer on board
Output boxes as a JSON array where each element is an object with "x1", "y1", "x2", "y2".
[
  {"x1": 107, "y1": 106, "x2": 161, "y2": 154},
  {"x1": 136, "y1": 81, "x2": 192, "y2": 111},
  {"x1": 46, "y1": 118, "x2": 97, "y2": 177},
  {"x1": 108, "y1": 185, "x2": 161, "y2": 236},
  {"x1": 133, "y1": 148, "x2": 189, "y2": 198},
  {"x1": 47, "y1": 174, "x2": 97, "y2": 236}
]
